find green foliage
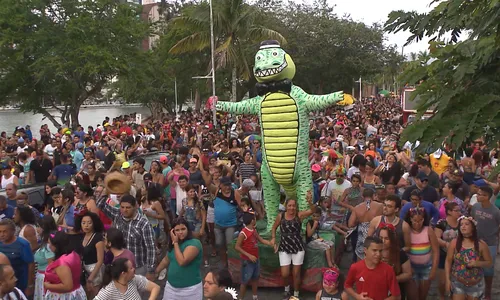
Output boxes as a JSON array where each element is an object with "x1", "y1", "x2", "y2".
[
  {"x1": 0, "y1": 0, "x2": 149, "y2": 128},
  {"x1": 386, "y1": 0, "x2": 500, "y2": 148}
]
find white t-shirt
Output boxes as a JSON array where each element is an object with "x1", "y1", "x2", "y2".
[
  {"x1": 44, "y1": 144, "x2": 55, "y2": 157},
  {"x1": 175, "y1": 185, "x2": 187, "y2": 215},
  {"x1": 347, "y1": 166, "x2": 360, "y2": 179},
  {"x1": 324, "y1": 180, "x2": 352, "y2": 202},
  {"x1": 16, "y1": 146, "x2": 27, "y2": 154}
]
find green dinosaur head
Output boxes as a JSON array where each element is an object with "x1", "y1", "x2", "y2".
[{"x1": 253, "y1": 40, "x2": 295, "y2": 83}]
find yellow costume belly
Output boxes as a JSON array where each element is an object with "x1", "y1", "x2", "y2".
[{"x1": 261, "y1": 92, "x2": 298, "y2": 184}]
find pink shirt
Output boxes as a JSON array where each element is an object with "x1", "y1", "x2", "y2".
[
  {"x1": 167, "y1": 169, "x2": 190, "y2": 199},
  {"x1": 44, "y1": 251, "x2": 82, "y2": 292},
  {"x1": 113, "y1": 249, "x2": 136, "y2": 269}
]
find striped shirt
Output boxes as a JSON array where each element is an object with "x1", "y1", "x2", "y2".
[
  {"x1": 239, "y1": 163, "x2": 256, "y2": 181},
  {"x1": 97, "y1": 196, "x2": 156, "y2": 273},
  {"x1": 94, "y1": 275, "x2": 147, "y2": 300}
]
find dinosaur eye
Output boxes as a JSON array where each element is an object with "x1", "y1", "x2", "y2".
[
  {"x1": 256, "y1": 55, "x2": 262, "y2": 60},
  {"x1": 272, "y1": 51, "x2": 278, "y2": 56}
]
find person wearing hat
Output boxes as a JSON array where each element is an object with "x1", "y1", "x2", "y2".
[
  {"x1": 187, "y1": 157, "x2": 205, "y2": 186},
  {"x1": 469, "y1": 179, "x2": 488, "y2": 206},
  {"x1": 448, "y1": 168, "x2": 471, "y2": 205},
  {"x1": 16, "y1": 137, "x2": 27, "y2": 155},
  {"x1": 416, "y1": 158, "x2": 440, "y2": 190},
  {"x1": 71, "y1": 142, "x2": 85, "y2": 171},
  {"x1": 0, "y1": 163, "x2": 19, "y2": 190},
  {"x1": 311, "y1": 164, "x2": 326, "y2": 204},
  {"x1": 323, "y1": 166, "x2": 351, "y2": 204},
  {"x1": 309, "y1": 148, "x2": 323, "y2": 167},
  {"x1": 401, "y1": 171, "x2": 439, "y2": 207},
  {"x1": 208, "y1": 176, "x2": 241, "y2": 268}
]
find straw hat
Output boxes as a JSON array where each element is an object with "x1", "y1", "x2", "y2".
[{"x1": 104, "y1": 172, "x2": 131, "y2": 195}]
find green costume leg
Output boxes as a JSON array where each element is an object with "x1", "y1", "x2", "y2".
[
  {"x1": 294, "y1": 158, "x2": 313, "y2": 215},
  {"x1": 261, "y1": 160, "x2": 281, "y2": 232}
]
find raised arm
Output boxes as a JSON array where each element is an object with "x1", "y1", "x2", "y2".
[
  {"x1": 291, "y1": 85, "x2": 344, "y2": 113},
  {"x1": 216, "y1": 96, "x2": 262, "y2": 115}
]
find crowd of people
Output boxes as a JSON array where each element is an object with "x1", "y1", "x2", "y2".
[{"x1": 0, "y1": 96, "x2": 498, "y2": 300}]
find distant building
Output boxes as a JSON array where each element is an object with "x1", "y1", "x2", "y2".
[
  {"x1": 141, "y1": 3, "x2": 161, "y2": 50},
  {"x1": 120, "y1": 0, "x2": 142, "y2": 4}
]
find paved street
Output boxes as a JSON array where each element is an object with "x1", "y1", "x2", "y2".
[{"x1": 155, "y1": 246, "x2": 500, "y2": 299}]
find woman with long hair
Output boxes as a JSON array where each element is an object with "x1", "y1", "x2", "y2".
[
  {"x1": 140, "y1": 184, "x2": 166, "y2": 240},
  {"x1": 14, "y1": 206, "x2": 40, "y2": 251},
  {"x1": 51, "y1": 189, "x2": 75, "y2": 231},
  {"x1": 445, "y1": 216, "x2": 492, "y2": 299},
  {"x1": 95, "y1": 258, "x2": 160, "y2": 300},
  {"x1": 149, "y1": 160, "x2": 164, "y2": 186},
  {"x1": 87, "y1": 162, "x2": 99, "y2": 188},
  {"x1": 434, "y1": 202, "x2": 460, "y2": 300},
  {"x1": 44, "y1": 181, "x2": 58, "y2": 211},
  {"x1": 74, "y1": 211, "x2": 105, "y2": 298},
  {"x1": 362, "y1": 161, "x2": 381, "y2": 192},
  {"x1": 155, "y1": 217, "x2": 203, "y2": 299},
  {"x1": 438, "y1": 182, "x2": 466, "y2": 219},
  {"x1": 43, "y1": 231, "x2": 87, "y2": 299},
  {"x1": 33, "y1": 216, "x2": 57, "y2": 300},
  {"x1": 74, "y1": 184, "x2": 99, "y2": 215},
  {"x1": 405, "y1": 207, "x2": 439, "y2": 300},
  {"x1": 248, "y1": 174, "x2": 264, "y2": 219},
  {"x1": 179, "y1": 184, "x2": 206, "y2": 239},
  {"x1": 377, "y1": 223, "x2": 412, "y2": 300},
  {"x1": 271, "y1": 191, "x2": 315, "y2": 299}
]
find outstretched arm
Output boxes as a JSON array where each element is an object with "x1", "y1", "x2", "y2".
[
  {"x1": 216, "y1": 96, "x2": 261, "y2": 115},
  {"x1": 291, "y1": 85, "x2": 344, "y2": 113}
]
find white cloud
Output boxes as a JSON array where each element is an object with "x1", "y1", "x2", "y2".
[{"x1": 307, "y1": 0, "x2": 434, "y2": 56}]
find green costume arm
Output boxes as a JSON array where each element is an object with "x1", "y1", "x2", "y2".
[
  {"x1": 292, "y1": 85, "x2": 344, "y2": 113},
  {"x1": 215, "y1": 96, "x2": 262, "y2": 115}
]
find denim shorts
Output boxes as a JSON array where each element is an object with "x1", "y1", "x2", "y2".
[
  {"x1": 241, "y1": 259, "x2": 260, "y2": 284},
  {"x1": 214, "y1": 224, "x2": 236, "y2": 248},
  {"x1": 451, "y1": 277, "x2": 484, "y2": 298},
  {"x1": 411, "y1": 263, "x2": 432, "y2": 281},
  {"x1": 483, "y1": 245, "x2": 497, "y2": 277}
]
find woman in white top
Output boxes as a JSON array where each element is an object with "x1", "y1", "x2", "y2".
[
  {"x1": 14, "y1": 206, "x2": 40, "y2": 251},
  {"x1": 95, "y1": 258, "x2": 160, "y2": 300}
]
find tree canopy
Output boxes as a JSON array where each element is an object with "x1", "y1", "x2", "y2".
[
  {"x1": 0, "y1": 0, "x2": 149, "y2": 128},
  {"x1": 385, "y1": 0, "x2": 500, "y2": 148}
]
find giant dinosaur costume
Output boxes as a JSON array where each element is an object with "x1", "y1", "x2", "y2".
[{"x1": 216, "y1": 40, "x2": 346, "y2": 231}]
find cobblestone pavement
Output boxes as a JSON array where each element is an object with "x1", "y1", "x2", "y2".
[{"x1": 154, "y1": 247, "x2": 500, "y2": 300}]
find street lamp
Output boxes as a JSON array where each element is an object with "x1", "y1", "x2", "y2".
[
  {"x1": 355, "y1": 77, "x2": 362, "y2": 100},
  {"x1": 192, "y1": 0, "x2": 217, "y2": 126}
]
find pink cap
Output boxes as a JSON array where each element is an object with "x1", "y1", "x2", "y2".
[{"x1": 311, "y1": 164, "x2": 321, "y2": 173}]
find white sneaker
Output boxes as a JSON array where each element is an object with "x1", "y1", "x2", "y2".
[{"x1": 158, "y1": 269, "x2": 167, "y2": 280}]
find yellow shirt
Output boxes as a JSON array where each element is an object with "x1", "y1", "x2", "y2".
[{"x1": 430, "y1": 153, "x2": 450, "y2": 175}]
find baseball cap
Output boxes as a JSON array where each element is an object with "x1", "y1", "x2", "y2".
[
  {"x1": 159, "y1": 155, "x2": 168, "y2": 164},
  {"x1": 472, "y1": 179, "x2": 487, "y2": 187},
  {"x1": 220, "y1": 176, "x2": 232, "y2": 186},
  {"x1": 452, "y1": 169, "x2": 464, "y2": 176},
  {"x1": 104, "y1": 123, "x2": 110, "y2": 127},
  {"x1": 311, "y1": 164, "x2": 321, "y2": 173},
  {"x1": 18, "y1": 137, "x2": 24, "y2": 143},
  {"x1": 121, "y1": 161, "x2": 130, "y2": 169},
  {"x1": 242, "y1": 179, "x2": 255, "y2": 188},
  {"x1": 204, "y1": 125, "x2": 209, "y2": 129},
  {"x1": 189, "y1": 158, "x2": 198, "y2": 163},
  {"x1": 76, "y1": 142, "x2": 84, "y2": 149},
  {"x1": 416, "y1": 171, "x2": 429, "y2": 181}
]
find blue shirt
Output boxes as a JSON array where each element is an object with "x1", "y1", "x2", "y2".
[
  {"x1": 0, "y1": 237, "x2": 34, "y2": 290},
  {"x1": 214, "y1": 197, "x2": 237, "y2": 227},
  {"x1": 0, "y1": 205, "x2": 15, "y2": 220},
  {"x1": 400, "y1": 201, "x2": 440, "y2": 225},
  {"x1": 70, "y1": 150, "x2": 84, "y2": 171},
  {"x1": 52, "y1": 164, "x2": 76, "y2": 185},
  {"x1": 6, "y1": 198, "x2": 16, "y2": 208}
]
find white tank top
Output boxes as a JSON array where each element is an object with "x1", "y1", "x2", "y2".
[{"x1": 1, "y1": 175, "x2": 15, "y2": 189}]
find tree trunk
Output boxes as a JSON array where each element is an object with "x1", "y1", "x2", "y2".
[
  {"x1": 39, "y1": 108, "x2": 62, "y2": 129},
  {"x1": 70, "y1": 106, "x2": 80, "y2": 130},
  {"x1": 231, "y1": 67, "x2": 237, "y2": 102},
  {"x1": 194, "y1": 88, "x2": 201, "y2": 112}
]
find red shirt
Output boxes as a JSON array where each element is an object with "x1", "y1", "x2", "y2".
[
  {"x1": 344, "y1": 260, "x2": 400, "y2": 300},
  {"x1": 240, "y1": 226, "x2": 259, "y2": 260}
]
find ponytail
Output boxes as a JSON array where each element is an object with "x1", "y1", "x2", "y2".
[{"x1": 102, "y1": 258, "x2": 129, "y2": 287}]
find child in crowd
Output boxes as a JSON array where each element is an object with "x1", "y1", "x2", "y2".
[
  {"x1": 319, "y1": 198, "x2": 350, "y2": 236},
  {"x1": 234, "y1": 211, "x2": 273, "y2": 300},
  {"x1": 315, "y1": 268, "x2": 347, "y2": 300},
  {"x1": 306, "y1": 206, "x2": 337, "y2": 268}
]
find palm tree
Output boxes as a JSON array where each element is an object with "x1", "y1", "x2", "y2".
[{"x1": 169, "y1": 0, "x2": 286, "y2": 102}]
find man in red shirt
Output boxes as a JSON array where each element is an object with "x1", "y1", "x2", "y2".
[{"x1": 345, "y1": 236, "x2": 401, "y2": 300}]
